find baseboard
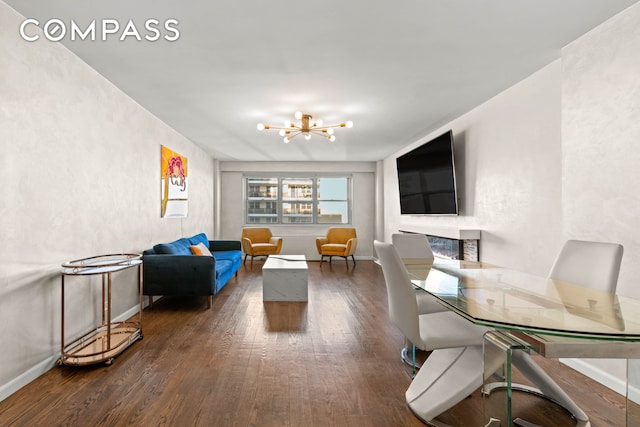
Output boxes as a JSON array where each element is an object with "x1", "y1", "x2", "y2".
[
  {"x1": 113, "y1": 304, "x2": 142, "y2": 322},
  {"x1": 560, "y1": 358, "x2": 626, "y2": 396},
  {"x1": 0, "y1": 354, "x2": 59, "y2": 402},
  {"x1": 0, "y1": 303, "x2": 141, "y2": 402}
]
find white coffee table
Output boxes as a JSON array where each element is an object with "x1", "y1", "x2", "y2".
[{"x1": 262, "y1": 255, "x2": 308, "y2": 301}]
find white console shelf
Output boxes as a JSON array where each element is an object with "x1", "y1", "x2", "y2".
[
  {"x1": 398, "y1": 226, "x2": 481, "y2": 261},
  {"x1": 398, "y1": 226, "x2": 480, "y2": 241}
]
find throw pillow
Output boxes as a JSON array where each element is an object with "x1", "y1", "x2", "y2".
[{"x1": 190, "y1": 242, "x2": 212, "y2": 256}]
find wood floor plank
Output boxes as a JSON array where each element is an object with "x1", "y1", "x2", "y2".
[{"x1": 0, "y1": 260, "x2": 626, "y2": 426}]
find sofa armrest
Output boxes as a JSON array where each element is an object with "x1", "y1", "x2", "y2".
[
  {"x1": 209, "y1": 240, "x2": 241, "y2": 252},
  {"x1": 142, "y1": 254, "x2": 216, "y2": 296}
]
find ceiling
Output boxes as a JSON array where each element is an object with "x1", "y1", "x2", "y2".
[{"x1": 6, "y1": 0, "x2": 639, "y2": 162}]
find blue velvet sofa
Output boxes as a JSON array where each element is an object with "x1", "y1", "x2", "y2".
[{"x1": 142, "y1": 233, "x2": 242, "y2": 309}]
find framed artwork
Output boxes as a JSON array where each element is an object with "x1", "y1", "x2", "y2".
[{"x1": 161, "y1": 145, "x2": 188, "y2": 218}]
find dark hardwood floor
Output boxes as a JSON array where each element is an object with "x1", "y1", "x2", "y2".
[{"x1": 0, "y1": 261, "x2": 626, "y2": 426}]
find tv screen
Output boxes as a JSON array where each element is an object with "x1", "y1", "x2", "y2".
[{"x1": 396, "y1": 130, "x2": 459, "y2": 215}]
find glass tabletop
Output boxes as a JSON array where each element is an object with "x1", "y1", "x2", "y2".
[
  {"x1": 62, "y1": 253, "x2": 142, "y2": 275},
  {"x1": 407, "y1": 259, "x2": 640, "y2": 341}
]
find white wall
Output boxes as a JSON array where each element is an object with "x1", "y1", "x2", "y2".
[
  {"x1": 0, "y1": 3, "x2": 214, "y2": 400},
  {"x1": 562, "y1": 3, "x2": 640, "y2": 298},
  {"x1": 559, "y1": 2, "x2": 640, "y2": 393},
  {"x1": 218, "y1": 162, "x2": 376, "y2": 260},
  {"x1": 381, "y1": 1, "x2": 640, "y2": 397},
  {"x1": 383, "y1": 60, "x2": 564, "y2": 276}
]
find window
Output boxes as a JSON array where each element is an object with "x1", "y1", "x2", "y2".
[
  {"x1": 245, "y1": 178, "x2": 278, "y2": 223},
  {"x1": 245, "y1": 175, "x2": 351, "y2": 224}
]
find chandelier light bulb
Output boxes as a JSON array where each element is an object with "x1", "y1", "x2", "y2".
[
  {"x1": 329, "y1": 135, "x2": 336, "y2": 142},
  {"x1": 294, "y1": 111, "x2": 303, "y2": 120},
  {"x1": 327, "y1": 128, "x2": 334, "y2": 135},
  {"x1": 284, "y1": 120, "x2": 291, "y2": 127},
  {"x1": 304, "y1": 133, "x2": 311, "y2": 140},
  {"x1": 279, "y1": 129, "x2": 286, "y2": 136},
  {"x1": 284, "y1": 136, "x2": 291, "y2": 143},
  {"x1": 257, "y1": 123, "x2": 265, "y2": 131},
  {"x1": 346, "y1": 121, "x2": 353, "y2": 128},
  {"x1": 315, "y1": 119, "x2": 323, "y2": 127}
]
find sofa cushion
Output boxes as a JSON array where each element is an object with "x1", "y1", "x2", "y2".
[
  {"x1": 213, "y1": 250, "x2": 242, "y2": 263},
  {"x1": 321, "y1": 243, "x2": 349, "y2": 256},
  {"x1": 214, "y1": 259, "x2": 232, "y2": 278},
  {"x1": 190, "y1": 242, "x2": 212, "y2": 256},
  {"x1": 188, "y1": 233, "x2": 209, "y2": 248},
  {"x1": 154, "y1": 238, "x2": 192, "y2": 255}
]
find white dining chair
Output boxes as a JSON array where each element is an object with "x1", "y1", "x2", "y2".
[
  {"x1": 496, "y1": 239, "x2": 624, "y2": 426},
  {"x1": 375, "y1": 240, "x2": 491, "y2": 424},
  {"x1": 549, "y1": 239, "x2": 623, "y2": 293},
  {"x1": 391, "y1": 233, "x2": 449, "y2": 367},
  {"x1": 391, "y1": 232, "x2": 435, "y2": 260},
  {"x1": 392, "y1": 233, "x2": 448, "y2": 315}
]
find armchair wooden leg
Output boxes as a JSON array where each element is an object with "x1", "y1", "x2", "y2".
[
  {"x1": 207, "y1": 295, "x2": 212, "y2": 309},
  {"x1": 148, "y1": 296, "x2": 153, "y2": 309},
  {"x1": 351, "y1": 255, "x2": 356, "y2": 265},
  {"x1": 243, "y1": 254, "x2": 248, "y2": 265}
]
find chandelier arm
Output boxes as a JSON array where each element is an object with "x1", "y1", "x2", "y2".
[
  {"x1": 309, "y1": 130, "x2": 332, "y2": 136},
  {"x1": 262, "y1": 125, "x2": 303, "y2": 131},
  {"x1": 311, "y1": 124, "x2": 346, "y2": 130}
]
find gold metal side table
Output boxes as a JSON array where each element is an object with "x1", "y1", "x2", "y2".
[{"x1": 58, "y1": 253, "x2": 143, "y2": 366}]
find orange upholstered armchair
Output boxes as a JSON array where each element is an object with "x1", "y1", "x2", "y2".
[
  {"x1": 241, "y1": 227, "x2": 283, "y2": 266},
  {"x1": 315, "y1": 227, "x2": 357, "y2": 267}
]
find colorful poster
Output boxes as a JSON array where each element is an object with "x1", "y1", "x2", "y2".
[{"x1": 161, "y1": 146, "x2": 188, "y2": 218}]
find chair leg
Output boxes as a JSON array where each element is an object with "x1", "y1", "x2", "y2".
[
  {"x1": 401, "y1": 343, "x2": 418, "y2": 378},
  {"x1": 351, "y1": 255, "x2": 356, "y2": 265},
  {"x1": 207, "y1": 295, "x2": 212, "y2": 309},
  {"x1": 148, "y1": 295, "x2": 153, "y2": 309},
  {"x1": 243, "y1": 254, "x2": 248, "y2": 265}
]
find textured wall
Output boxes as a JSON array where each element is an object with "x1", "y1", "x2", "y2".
[
  {"x1": 560, "y1": 2, "x2": 640, "y2": 391},
  {"x1": 383, "y1": 61, "x2": 563, "y2": 276},
  {"x1": 562, "y1": 2, "x2": 640, "y2": 298},
  {"x1": 0, "y1": 3, "x2": 213, "y2": 398}
]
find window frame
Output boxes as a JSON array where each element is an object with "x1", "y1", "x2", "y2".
[{"x1": 243, "y1": 174, "x2": 352, "y2": 225}]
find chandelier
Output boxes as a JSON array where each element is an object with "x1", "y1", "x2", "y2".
[{"x1": 257, "y1": 111, "x2": 353, "y2": 143}]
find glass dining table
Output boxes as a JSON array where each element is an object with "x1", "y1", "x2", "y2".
[{"x1": 405, "y1": 258, "x2": 640, "y2": 427}]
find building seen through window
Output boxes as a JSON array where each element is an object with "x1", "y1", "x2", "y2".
[{"x1": 245, "y1": 176, "x2": 350, "y2": 224}]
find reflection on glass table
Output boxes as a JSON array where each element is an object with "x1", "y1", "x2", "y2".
[{"x1": 406, "y1": 259, "x2": 640, "y2": 427}]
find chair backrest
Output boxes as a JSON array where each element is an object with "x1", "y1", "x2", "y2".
[
  {"x1": 326, "y1": 227, "x2": 357, "y2": 244},
  {"x1": 391, "y1": 233, "x2": 434, "y2": 261},
  {"x1": 374, "y1": 240, "x2": 421, "y2": 346},
  {"x1": 549, "y1": 239, "x2": 624, "y2": 292},
  {"x1": 241, "y1": 227, "x2": 273, "y2": 243}
]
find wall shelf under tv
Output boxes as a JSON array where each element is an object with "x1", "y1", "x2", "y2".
[{"x1": 398, "y1": 226, "x2": 480, "y2": 261}]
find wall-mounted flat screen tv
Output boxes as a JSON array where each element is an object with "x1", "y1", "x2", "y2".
[{"x1": 396, "y1": 130, "x2": 459, "y2": 215}]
